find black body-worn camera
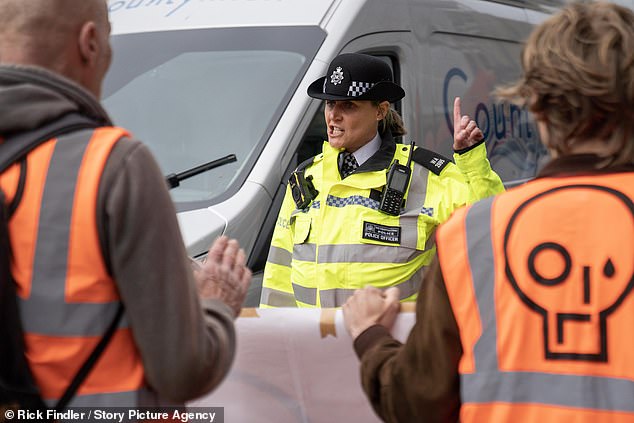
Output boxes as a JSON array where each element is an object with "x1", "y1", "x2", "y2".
[{"x1": 289, "y1": 170, "x2": 319, "y2": 209}]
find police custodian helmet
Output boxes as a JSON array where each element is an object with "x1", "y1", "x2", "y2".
[{"x1": 307, "y1": 53, "x2": 405, "y2": 103}]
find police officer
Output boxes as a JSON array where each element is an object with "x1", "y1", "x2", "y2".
[{"x1": 260, "y1": 53, "x2": 503, "y2": 308}]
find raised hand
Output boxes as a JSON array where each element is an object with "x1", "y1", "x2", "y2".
[
  {"x1": 453, "y1": 96, "x2": 484, "y2": 150},
  {"x1": 193, "y1": 236, "x2": 252, "y2": 317}
]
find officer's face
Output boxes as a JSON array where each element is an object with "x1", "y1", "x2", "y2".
[{"x1": 324, "y1": 100, "x2": 386, "y2": 152}]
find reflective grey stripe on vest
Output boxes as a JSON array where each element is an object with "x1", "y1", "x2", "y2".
[
  {"x1": 19, "y1": 130, "x2": 126, "y2": 336},
  {"x1": 260, "y1": 287, "x2": 297, "y2": 307},
  {"x1": 45, "y1": 387, "x2": 169, "y2": 407},
  {"x1": 401, "y1": 158, "x2": 430, "y2": 212},
  {"x1": 292, "y1": 283, "x2": 317, "y2": 306},
  {"x1": 46, "y1": 390, "x2": 137, "y2": 407},
  {"x1": 462, "y1": 371, "x2": 634, "y2": 412},
  {"x1": 293, "y1": 243, "x2": 316, "y2": 262},
  {"x1": 402, "y1": 159, "x2": 434, "y2": 250},
  {"x1": 464, "y1": 197, "x2": 499, "y2": 371},
  {"x1": 460, "y1": 196, "x2": 634, "y2": 412},
  {"x1": 319, "y1": 265, "x2": 425, "y2": 308},
  {"x1": 267, "y1": 245, "x2": 292, "y2": 267},
  {"x1": 317, "y1": 244, "x2": 424, "y2": 263}
]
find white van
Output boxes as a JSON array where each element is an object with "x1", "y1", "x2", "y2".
[{"x1": 104, "y1": 0, "x2": 590, "y2": 305}]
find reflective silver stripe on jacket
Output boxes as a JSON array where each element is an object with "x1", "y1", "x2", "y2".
[
  {"x1": 19, "y1": 130, "x2": 126, "y2": 336},
  {"x1": 260, "y1": 287, "x2": 297, "y2": 307},
  {"x1": 45, "y1": 387, "x2": 173, "y2": 407},
  {"x1": 460, "y1": 196, "x2": 634, "y2": 412},
  {"x1": 316, "y1": 244, "x2": 423, "y2": 263},
  {"x1": 292, "y1": 283, "x2": 317, "y2": 306},
  {"x1": 293, "y1": 243, "x2": 317, "y2": 262},
  {"x1": 318, "y1": 265, "x2": 425, "y2": 307},
  {"x1": 462, "y1": 371, "x2": 634, "y2": 411},
  {"x1": 266, "y1": 245, "x2": 292, "y2": 267}
]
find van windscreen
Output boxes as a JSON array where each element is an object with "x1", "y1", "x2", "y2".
[{"x1": 103, "y1": 26, "x2": 325, "y2": 207}]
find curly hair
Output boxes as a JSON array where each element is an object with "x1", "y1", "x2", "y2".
[{"x1": 496, "y1": 2, "x2": 634, "y2": 167}]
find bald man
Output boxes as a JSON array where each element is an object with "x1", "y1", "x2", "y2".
[{"x1": 0, "y1": 0, "x2": 249, "y2": 408}]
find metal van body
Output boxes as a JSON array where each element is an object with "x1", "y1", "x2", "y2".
[{"x1": 105, "y1": 0, "x2": 631, "y2": 304}]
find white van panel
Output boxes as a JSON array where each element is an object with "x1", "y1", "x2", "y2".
[
  {"x1": 108, "y1": 0, "x2": 338, "y2": 34},
  {"x1": 178, "y1": 181, "x2": 271, "y2": 256},
  {"x1": 177, "y1": 208, "x2": 226, "y2": 255}
]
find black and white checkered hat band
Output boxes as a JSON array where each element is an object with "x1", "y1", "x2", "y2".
[{"x1": 347, "y1": 81, "x2": 375, "y2": 97}]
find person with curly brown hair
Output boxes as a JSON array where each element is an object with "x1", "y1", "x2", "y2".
[{"x1": 343, "y1": 2, "x2": 634, "y2": 422}]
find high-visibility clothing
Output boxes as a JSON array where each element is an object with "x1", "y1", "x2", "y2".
[
  {"x1": 0, "y1": 127, "x2": 151, "y2": 406},
  {"x1": 437, "y1": 173, "x2": 634, "y2": 422},
  {"x1": 261, "y1": 135, "x2": 504, "y2": 308}
]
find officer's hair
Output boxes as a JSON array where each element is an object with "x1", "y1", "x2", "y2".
[
  {"x1": 373, "y1": 102, "x2": 407, "y2": 137},
  {"x1": 496, "y1": 1, "x2": 634, "y2": 167}
]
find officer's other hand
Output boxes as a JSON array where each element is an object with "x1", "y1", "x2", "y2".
[
  {"x1": 453, "y1": 96, "x2": 483, "y2": 150},
  {"x1": 193, "y1": 236, "x2": 252, "y2": 318},
  {"x1": 343, "y1": 286, "x2": 400, "y2": 340}
]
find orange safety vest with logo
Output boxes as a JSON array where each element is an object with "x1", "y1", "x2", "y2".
[
  {"x1": 0, "y1": 127, "x2": 150, "y2": 406},
  {"x1": 437, "y1": 173, "x2": 634, "y2": 422}
]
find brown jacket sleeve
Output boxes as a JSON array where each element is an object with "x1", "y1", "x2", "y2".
[
  {"x1": 98, "y1": 138, "x2": 236, "y2": 403},
  {"x1": 354, "y1": 257, "x2": 462, "y2": 422}
]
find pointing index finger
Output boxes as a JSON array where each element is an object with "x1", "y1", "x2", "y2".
[{"x1": 453, "y1": 97, "x2": 462, "y2": 136}]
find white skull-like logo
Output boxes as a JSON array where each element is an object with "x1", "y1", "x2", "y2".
[{"x1": 330, "y1": 67, "x2": 344, "y2": 85}]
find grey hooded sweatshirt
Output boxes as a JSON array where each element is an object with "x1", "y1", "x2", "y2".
[{"x1": 0, "y1": 65, "x2": 236, "y2": 405}]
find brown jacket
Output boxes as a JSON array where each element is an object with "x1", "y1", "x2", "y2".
[{"x1": 354, "y1": 155, "x2": 634, "y2": 422}]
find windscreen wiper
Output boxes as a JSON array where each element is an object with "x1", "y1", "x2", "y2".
[{"x1": 166, "y1": 154, "x2": 237, "y2": 189}]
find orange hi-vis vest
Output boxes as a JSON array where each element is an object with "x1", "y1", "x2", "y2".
[
  {"x1": 437, "y1": 173, "x2": 634, "y2": 422},
  {"x1": 0, "y1": 126, "x2": 150, "y2": 406}
]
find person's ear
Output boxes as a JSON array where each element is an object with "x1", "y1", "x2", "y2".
[
  {"x1": 377, "y1": 101, "x2": 390, "y2": 121},
  {"x1": 78, "y1": 21, "x2": 98, "y2": 66}
]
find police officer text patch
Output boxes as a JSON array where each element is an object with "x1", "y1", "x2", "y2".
[{"x1": 363, "y1": 221, "x2": 401, "y2": 244}]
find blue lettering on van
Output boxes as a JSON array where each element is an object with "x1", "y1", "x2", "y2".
[
  {"x1": 442, "y1": 67, "x2": 537, "y2": 145},
  {"x1": 108, "y1": 0, "x2": 191, "y2": 17},
  {"x1": 442, "y1": 67, "x2": 547, "y2": 180}
]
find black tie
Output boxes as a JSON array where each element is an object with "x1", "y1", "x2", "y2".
[{"x1": 340, "y1": 151, "x2": 358, "y2": 179}]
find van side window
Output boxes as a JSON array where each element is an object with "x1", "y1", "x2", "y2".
[{"x1": 297, "y1": 102, "x2": 326, "y2": 165}]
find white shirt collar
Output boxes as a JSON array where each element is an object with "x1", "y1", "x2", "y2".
[{"x1": 352, "y1": 132, "x2": 381, "y2": 166}]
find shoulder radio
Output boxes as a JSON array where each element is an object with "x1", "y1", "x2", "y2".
[{"x1": 379, "y1": 141, "x2": 415, "y2": 216}]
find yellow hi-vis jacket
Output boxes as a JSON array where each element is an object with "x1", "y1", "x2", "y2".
[{"x1": 260, "y1": 132, "x2": 504, "y2": 308}]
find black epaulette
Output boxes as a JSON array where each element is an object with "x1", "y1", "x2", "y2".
[{"x1": 411, "y1": 148, "x2": 452, "y2": 175}]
